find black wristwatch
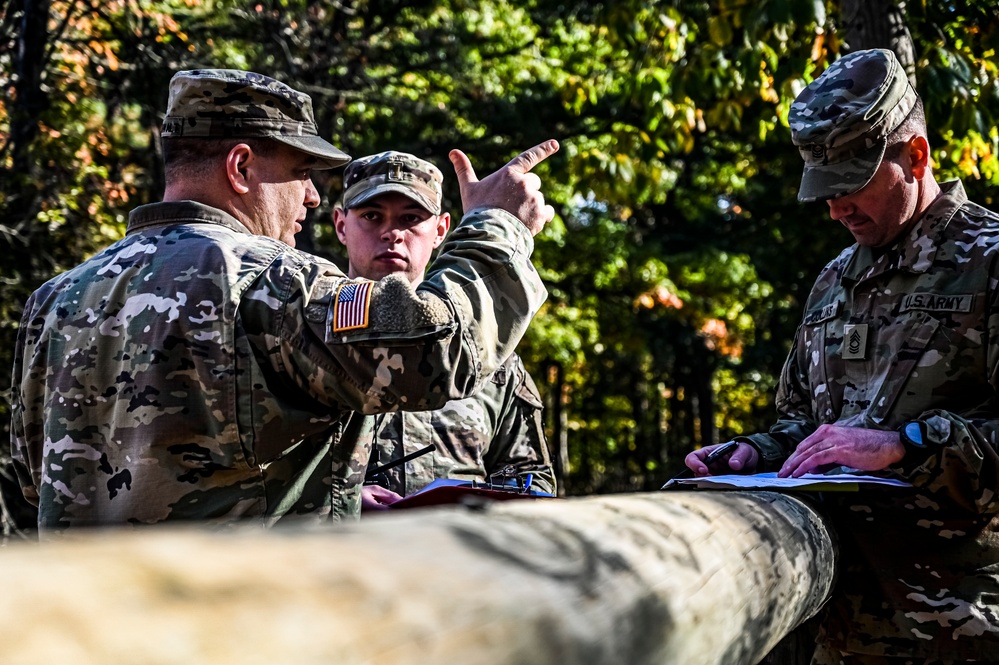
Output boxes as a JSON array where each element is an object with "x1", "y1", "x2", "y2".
[{"x1": 898, "y1": 420, "x2": 930, "y2": 458}]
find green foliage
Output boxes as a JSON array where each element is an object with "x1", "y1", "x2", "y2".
[{"x1": 2, "y1": 0, "x2": 997, "y2": 495}]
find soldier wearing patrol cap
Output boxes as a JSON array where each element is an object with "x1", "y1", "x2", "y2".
[
  {"x1": 684, "y1": 49, "x2": 999, "y2": 663},
  {"x1": 330, "y1": 152, "x2": 556, "y2": 510},
  {"x1": 335, "y1": 151, "x2": 449, "y2": 284},
  {"x1": 8, "y1": 69, "x2": 559, "y2": 533}
]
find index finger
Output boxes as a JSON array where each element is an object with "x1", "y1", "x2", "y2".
[
  {"x1": 683, "y1": 450, "x2": 709, "y2": 476},
  {"x1": 505, "y1": 139, "x2": 559, "y2": 175},
  {"x1": 779, "y1": 448, "x2": 812, "y2": 478}
]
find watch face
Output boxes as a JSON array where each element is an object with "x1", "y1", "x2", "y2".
[{"x1": 904, "y1": 421, "x2": 925, "y2": 447}]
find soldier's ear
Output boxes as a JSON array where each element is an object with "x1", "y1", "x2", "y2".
[
  {"x1": 433, "y1": 212, "x2": 451, "y2": 248},
  {"x1": 333, "y1": 207, "x2": 349, "y2": 244},
  {"x1": 907, "y1": 136, "x2": 931, "y2": 180},
  {"x1": 226, "y1": 144, "x2": 253, "y2": 194}
]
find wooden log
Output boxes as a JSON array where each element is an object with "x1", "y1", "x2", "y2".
[{"x1": 0, "y1": 491, "x2": 835, "y2": 665}]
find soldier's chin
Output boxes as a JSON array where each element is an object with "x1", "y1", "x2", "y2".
[{"x1": 841, "y1": 216, "x2": 870, "y2": 231}]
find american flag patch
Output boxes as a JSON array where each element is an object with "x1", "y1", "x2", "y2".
[{"x1": 332, "y1": 281, "x2": 373, "y2": 332}]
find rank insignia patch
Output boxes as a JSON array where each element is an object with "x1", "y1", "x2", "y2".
[{"x1": 842, "y1": 323, "x2": 869, "y2": 360}]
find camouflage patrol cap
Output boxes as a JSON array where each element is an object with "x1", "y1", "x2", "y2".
[
  {"x1": 789, "y1": 49, "x2": 918, "y2": 202},
  {"x1": 162, "y1": 69, "x2": 350, "y2": 170},
  {"x1": 339, "y1": 151, "x2": 444, "y2": 215}
]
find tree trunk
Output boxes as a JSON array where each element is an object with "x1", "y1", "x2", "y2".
[
  {"x1": 8, "y1": 0, "x2": 51, "y2": 177},
  {"x1": 542, "y1": 360, "x2": 569, "y2": 495},
  {"x1": 694, "y1": 346, "x2": 717, "y2": 448},
  {"x1": 549, "y1": 360, "x2": 569, "y2": 496},
  {"x1": 839, "y1": 0, "x2": 917, "y2": 85},
  {"x1": 0, "y1": 0, "x2": 50, "y2": 540}
]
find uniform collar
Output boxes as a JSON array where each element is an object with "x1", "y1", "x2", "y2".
[
  {"x1": 842, "y1": 180, "x2": 967, "y2": 283},
  {"x1": 126, "y1": 200, "x2": 253, "y2": 236}
]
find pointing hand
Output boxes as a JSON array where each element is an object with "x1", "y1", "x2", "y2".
[{"x1": 449, "y1": 140, "x2": 559, "y2": 236}]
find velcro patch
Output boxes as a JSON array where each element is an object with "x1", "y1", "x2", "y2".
[
  {"x1": 804, "y1": 301, "x2": 842, "y2": 325},
  {"x1": 332, "y1": 281, "x2": 373, "y2": 332},
  {"x1": 842, "y1": 323, "x2": 868, "y2": 360},
  {"x1": 900, "y1": 293, "x2": 973, "y2": 313}
]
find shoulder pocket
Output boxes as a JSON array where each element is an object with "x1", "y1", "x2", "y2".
[{"x1": 324, "y1": 275, "x2": 457, "y2": 345}]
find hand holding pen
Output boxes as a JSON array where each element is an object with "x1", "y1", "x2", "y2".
[{"x1": 666, "y1": 440, "x2": 761, "y2": 487}]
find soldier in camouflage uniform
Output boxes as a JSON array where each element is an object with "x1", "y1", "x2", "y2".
[
  {"x1": 684, "y1": 49, "x2": 999, "y2": 663},
  {"x1": 9, "y1": 69, "x2": 559, "y2": 533},
  {"x1": 330, "y1": 152, "x2": 555, "y2": 509}
]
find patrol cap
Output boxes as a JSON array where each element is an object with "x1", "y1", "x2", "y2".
[
  {"x1": 161, "y1": 69, "x2": 350, "y2": 170},
  {"x1": 789, "y1": 48, "x2": 918, "y2": 202},
  {"x1": 339, "y1": 151, "x2": 443, "y2": 215}
]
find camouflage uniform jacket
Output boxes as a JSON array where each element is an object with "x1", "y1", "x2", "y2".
[
  {"x1": 9, "y1": 200, "x2": 546, "y2": 532},
  {"x1": 361, "y1": 352, "x2": 555, "y2": 496},
  {"x1": 743, "y1": 181, "x2": 999, "y2": 659}
]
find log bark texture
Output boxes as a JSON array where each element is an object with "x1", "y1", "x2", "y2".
[{"x1": 0, "y1": 490, "x2": 836, "y2": 665}]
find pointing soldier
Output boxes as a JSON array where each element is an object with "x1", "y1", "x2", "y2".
[
  {"x1": 9, "y1": 69, "x2": 558, "y2": 532},
  {"x1": 330, "y1": 151, "x2": 555, "y2": 509},
  {"x1": 684, "y1": 49, "x2": 999, "y2": 663}
]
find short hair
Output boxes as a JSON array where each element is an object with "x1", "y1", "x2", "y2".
[
  {"x1": 883, "y1": 97, "x2": 928, "y2": 161},
  {"x1": 162, "y1": 137, "x2": 279, "y2": 183}
]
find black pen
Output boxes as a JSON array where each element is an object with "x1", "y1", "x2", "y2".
[
  {"x1": 661, "y1": 440, "x2": 740, "y2": 488},
  {"x1": 364, "y1": 444, "x2": 435, "y2": 483},
  {"x1": 701, "y1": 440, "x2": 740, "y2": 467}
]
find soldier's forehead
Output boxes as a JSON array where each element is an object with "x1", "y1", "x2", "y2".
[{"x1": 351, "y1": 195, "x2": 433, "y2": 211}]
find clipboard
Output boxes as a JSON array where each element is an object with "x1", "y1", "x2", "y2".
[{"x1": 390, "y1": 478, "x2": 554, "y2": 509}]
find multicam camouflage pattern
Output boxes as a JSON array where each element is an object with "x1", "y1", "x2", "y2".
[
  {"x1": 9, "y1": 199, "x2": 546, "y2": 532},
  {"x1": 789, "y1": 49, "x2": 917, "y2": 202},
  {"x1": 809, "y1": 641, "x2": 993, "y2": 665},
  {"x1": 339, "y1": 151, "x2": 444, "y2": 215},
  {"x1": 359, "y1": 353, "x2": 555, "y2": 497},
  {"x1": 161, "y1": 69, "x2": 350, "y2": 169},
  {"x1": 742, "y1": 181, "x2": 999, "y2": 660}
]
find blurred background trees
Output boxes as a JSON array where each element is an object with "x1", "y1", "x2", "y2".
[{"x1": 2, "y1": 0, "x2": 997, "y2": 495}]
